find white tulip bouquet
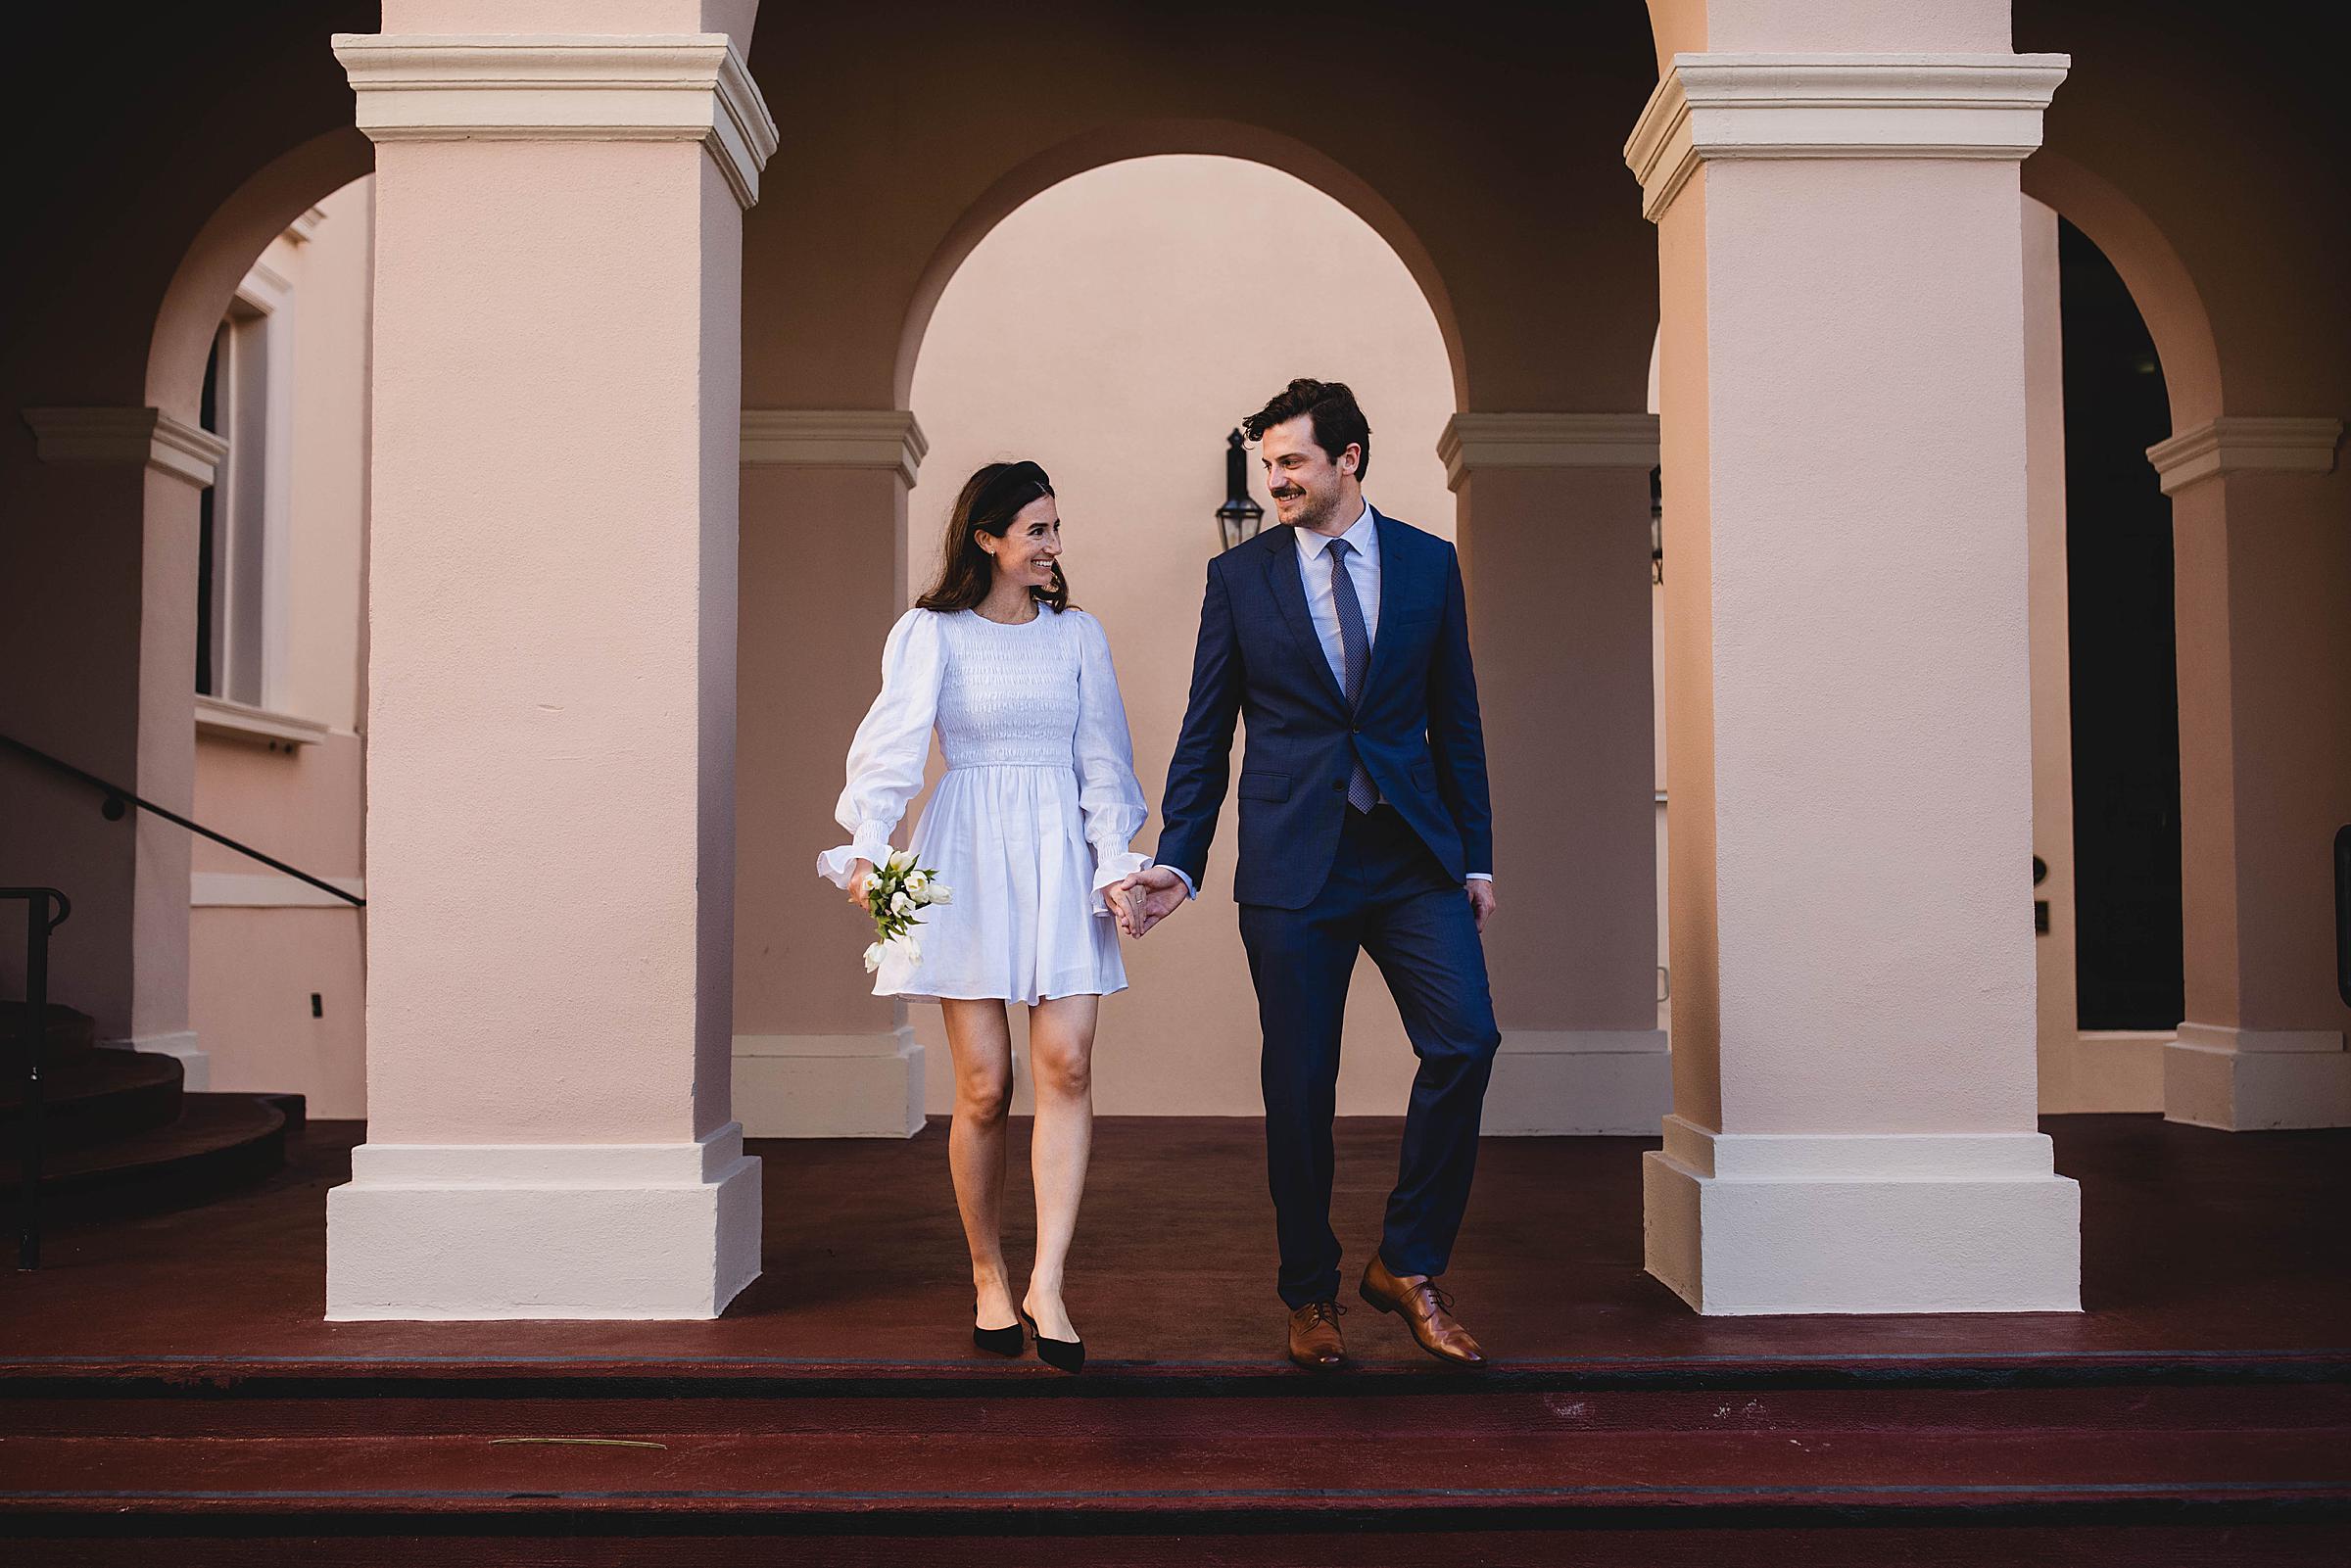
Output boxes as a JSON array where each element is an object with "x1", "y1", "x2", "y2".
[{"x1": 860, "y1": 850, "x2": 951, "y2": 974}]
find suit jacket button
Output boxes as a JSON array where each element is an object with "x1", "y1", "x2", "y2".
[{"x1": 1330, "y1": 780, "x2": 1344, "y2": 792}]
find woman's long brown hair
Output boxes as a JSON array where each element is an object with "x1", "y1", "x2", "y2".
[{"x1": 915, "y1": 460, "x2": 1070, "y2": 614}]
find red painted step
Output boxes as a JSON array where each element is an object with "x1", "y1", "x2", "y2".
[{"x1": 0, "y1": 1093, "x2": 287, "y2": 1198}]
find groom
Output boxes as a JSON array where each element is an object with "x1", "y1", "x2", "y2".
[{"x1": 1114, "y1": 378, "x2": 1500, "y2": 1371}]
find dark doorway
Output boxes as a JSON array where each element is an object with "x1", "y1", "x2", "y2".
[{"x1": 2060, "y1": 217, "x2": 2183, "y2": 1031}]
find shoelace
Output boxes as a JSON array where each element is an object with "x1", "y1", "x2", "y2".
[
  {"x1": 1412, "y1": 1283, "x2": 1457, "y2": 1317},
  {"x1": 1300, "y1": 1301, "x2": 1349, "y2": 1327}
]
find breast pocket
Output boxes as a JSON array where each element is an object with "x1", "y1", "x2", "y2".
[{"x1": 1238, "y1": 771, "x2": 1291, "y2": 802}]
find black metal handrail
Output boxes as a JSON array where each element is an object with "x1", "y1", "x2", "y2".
[
  {"x1": 4, "y1": 885, "x2": 71, "y2": 1269},
  {"x1": 0, "y1": 732, "x2": 362, "y2": 908}
]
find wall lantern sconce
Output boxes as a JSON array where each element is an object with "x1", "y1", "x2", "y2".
[
  {"x1": 1650, "y1": 464, "x2": 1664, "y2": 584},
  {"x1": 1217, "y1": 428, "x2": 1266, "y2": 552}
]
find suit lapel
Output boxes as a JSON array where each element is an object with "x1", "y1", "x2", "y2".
[
  {"x1": 1362, "y1": 508, "x2": 1412, "y2": 704},
  {"x1": 1262, "y1": 528, "x2": 1349, "y2": 711}
]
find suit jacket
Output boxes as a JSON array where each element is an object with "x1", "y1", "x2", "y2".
[{"x1": 1156, "y1": 509, "x2": 1493, "y2": 910}]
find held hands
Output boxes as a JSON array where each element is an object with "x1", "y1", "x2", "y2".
[{"x1": 1107, "y1": 866, "x2": 1190, "y2": 938}]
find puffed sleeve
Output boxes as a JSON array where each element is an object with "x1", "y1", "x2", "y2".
[
  {"x1": 816, "y1": 609, "x2": 944, "y2": 889},
  {"x1": 1072, "y1": 610, "x2": 1153, "y2": 915}
]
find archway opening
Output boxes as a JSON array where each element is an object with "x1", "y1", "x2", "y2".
[
  {"x1": 2057, "y1": 217, "x2": 2183, "y2": 1036},
  {"x1": 902, "y1": 153, "x2": 1458, "y2": 1118}
]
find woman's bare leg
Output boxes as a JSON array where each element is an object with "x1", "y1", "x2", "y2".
[
  {"x1": 941, "y1": 999, "x2": 1016, "y2": 1329},
  {"x1": 1023, "y1": 994, "x2": 1099, "y2": 1342}
]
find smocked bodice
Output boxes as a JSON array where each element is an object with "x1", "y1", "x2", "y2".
[{"x1": 935, "y1": 608, "x2": 1082, "y2": 769}]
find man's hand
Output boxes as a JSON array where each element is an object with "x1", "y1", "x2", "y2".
[
  {"x1": 1112, "y1": 866, "x2": 1192, "y2": 938},
  {"x1": 1465, "y1": 879, "x2": 1497, "y2": 935}
]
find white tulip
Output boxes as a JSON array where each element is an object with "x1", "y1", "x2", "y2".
[
  {"x1": 862, "y1": 941, "x2": 886, "y2": 974},
  {"x1": 929, "y1": 883, "x2": 953, "y2": 906},
  {"x1": 891, "y1": 890, "x2": 912, "y2": 915}
]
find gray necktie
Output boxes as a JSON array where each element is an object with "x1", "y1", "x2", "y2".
[{"x1": 1326, "y1": 538, "x2": 1377, "y2": 813}]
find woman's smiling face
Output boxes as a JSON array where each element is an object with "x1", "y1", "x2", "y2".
[{"x1": 982, "y1": 493, "x2": 1062, "y2": 591}]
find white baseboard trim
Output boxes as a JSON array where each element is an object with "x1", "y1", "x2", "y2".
[
  {"x1": 102, "y1": 1030, "x2": 209, "y2": 1090},
  {"x1": 732, "y1": 1028, "x2": 925, "y2": 1138},
  {"x1": 325, "y1": 1122, "x2": 762, "y2": 1320},
  {"x1": 1642, "y1": 1116, "x2": 2081, "y2": 1314},
  {"x1": 1485, "y1": 1029, "x2": 1670, "y2": 1135},
  {"x1": 2165, "y1": 1022, "x2": 2351, "y2": 1130}
]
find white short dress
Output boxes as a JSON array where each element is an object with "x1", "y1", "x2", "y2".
[{"x1": 816, "y1": 605, "x2": 1153, "y2": 1004}]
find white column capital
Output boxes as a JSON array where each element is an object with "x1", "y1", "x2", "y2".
[
  {"x1": 2144, "y1": 416, "x2": 2344, "y2": 496},
  {"x1": 1625, "y1": 52, "x2": 2071, "y2": 221},
  {"x1": 331, "y1": 32, "x2": 779, "y2": 209},
  {"x1": 23, "y1": 406, "x2": 228, "y2": 489},
  {"x1": 1436, "y1": 412, "x2": 1659, "y2": 491},
  {"x1": 741, "y1": 409, "x2": 930, "y2": 488}
]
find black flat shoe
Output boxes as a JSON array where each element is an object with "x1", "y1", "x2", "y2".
[
  {"x1": 973, "y1": 1316, "x2": 1026, "y2": 1357},
  {"x1": 1020, "y1": 1307, "x2": 1085, "y2": 1374}
]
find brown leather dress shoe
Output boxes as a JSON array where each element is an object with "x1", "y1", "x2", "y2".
[
  {"x1": 1285, "y1": 1300, "x2": 1348, "y2": 1371},
  {"x1": 1360, "y1": 1255, "x2": 1487, "y2": 1367}
]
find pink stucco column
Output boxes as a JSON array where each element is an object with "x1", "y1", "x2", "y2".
[
  {"x1": 1625, "y1": 34, "x2": 2082, "y2": 1311},
  {"x1": 2150, "y1": 419, "x2": 2350, "y2": 1129},
  {"x1": 6, "y1": 412, "x2": 222, "y2": 1082},
  {"x1": 323, "y1": 13, "x2": 777, "y2": 1319},
  {"x1": 1444, "y1": 414, "x2": 1671, "y2": 1133},
  {"x1": 732, "y1": 410, "x2": 929, "y2": 1136}
]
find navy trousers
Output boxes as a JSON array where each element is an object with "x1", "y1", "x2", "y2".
[{"x1": 1237, "y1": 805, "x2": 1502, "y2": 1307}]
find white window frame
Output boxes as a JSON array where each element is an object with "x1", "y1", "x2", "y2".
[{"x1": 200, "y1": 259, "x2": 297, "y2": 716}]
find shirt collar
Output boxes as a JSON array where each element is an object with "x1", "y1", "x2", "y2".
[{"x1": 1296, "y1": 499, "x2": 1377, "y2": 560}]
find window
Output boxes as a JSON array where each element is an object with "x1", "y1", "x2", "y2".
[{"x1": 195, "y1": 264, "x2": 293, "y2": 707}]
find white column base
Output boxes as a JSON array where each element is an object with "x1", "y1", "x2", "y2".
[
  {"x1": 2165, "y1": 1023, "x2": 2351, "y2": 1130},
  {"x1": 325, "y1": 1122, "x2": 762, "y2": 1320},
  {"x1": 1642, "y1": 1116, "x2": 2081, "y2": 1315},
  {"x1": 102, "y1": 1030, "x2": 209, "y2": 1090},
  {"x1": 1484, "y1": 1029, "x2": 1670, "y2": 1135},
  {"x1": 732, "y1": 1028, "x2": 924, "y2": 1137}
]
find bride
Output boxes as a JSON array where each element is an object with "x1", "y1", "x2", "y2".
[{"x1": 817, "y1": 459, "x2": 1150, "y2": 1374}]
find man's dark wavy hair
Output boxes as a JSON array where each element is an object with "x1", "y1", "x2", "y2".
[{"x1": 1241, "y1": 378, "x2": 1372, "y2": 483}]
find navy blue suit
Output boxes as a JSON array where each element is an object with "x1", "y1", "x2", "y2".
[{"x1": 1157, "y1": 510, "x2": 1501, "y2": 1307}]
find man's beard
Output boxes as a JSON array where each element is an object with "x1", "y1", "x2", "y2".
[{"x1": 1281, "y1": 485, "x2": 1339, "y2": 531}]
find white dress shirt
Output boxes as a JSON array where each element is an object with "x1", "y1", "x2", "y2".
[
  {"x1": 1295, "y1": 499, "x2": 1382, "y2": 690},
  {"x1": 1161, "y1": 499, "x2": 1490, "y2": 900}
]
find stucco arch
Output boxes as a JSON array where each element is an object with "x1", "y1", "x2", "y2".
[
  {"x1": 891, "y1": 119, "x2": 1469, "y2": 412},
  {"x1": 146, "y1": 128, "x2": 375, "y2": 423},
  {"x1": 2022, "y1": 149, "x2": 2221, "y2": 429}
]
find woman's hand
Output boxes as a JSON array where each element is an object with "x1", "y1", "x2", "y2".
[{"x1": 847, "y1": 858, "x2": 875, "y2": 908}]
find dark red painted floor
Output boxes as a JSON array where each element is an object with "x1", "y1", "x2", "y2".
[{"x1": 1, "y1": 1114, "x2": 2345, "y2": 1374}]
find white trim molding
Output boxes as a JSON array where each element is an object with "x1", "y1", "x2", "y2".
[
  {"x1": 733, "y1": 1028, "x2": 925, "y2": 1137},
  {"x1": 1437, "y1": 413, "x2": 1659, "y2": 490},
  {"x1": 194, "y1": 693, "x2": 330, "y2": 748},
  {"x1": 1624, "y1": 53, "x2": 2071, "y2": 221},
  {"x1": 2166, "y1": 1022, "x2": 2350, "y2": 1131},
  {"x1": 1485, "y1": 1028, "x2": 1670, "y2": 1135},
  {"x1": 23, "y1": 406, "x2": 228, "y2": 489},
  {"x1": 741, "y1": 409, "x2": 930, "y2": 488},
  {"x1": 332, "y1": 32, "x2": 780, "y2": 209},
  {"x1": 193, "y1": 872, "x2": 365, "y2": 909},
  {"x1": 2144, "y1": 417, "x2": 2344, "y2": 496},
  {"x1": 285, "y1": 205, "x2": 329, "y2": 245},
  {"x1": 327, "y1": 1121, "x2": 763, "y2": 1319},
  {"x1": 1643, "y1": 1116, "x2": 2081, "y2": 1313}
]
